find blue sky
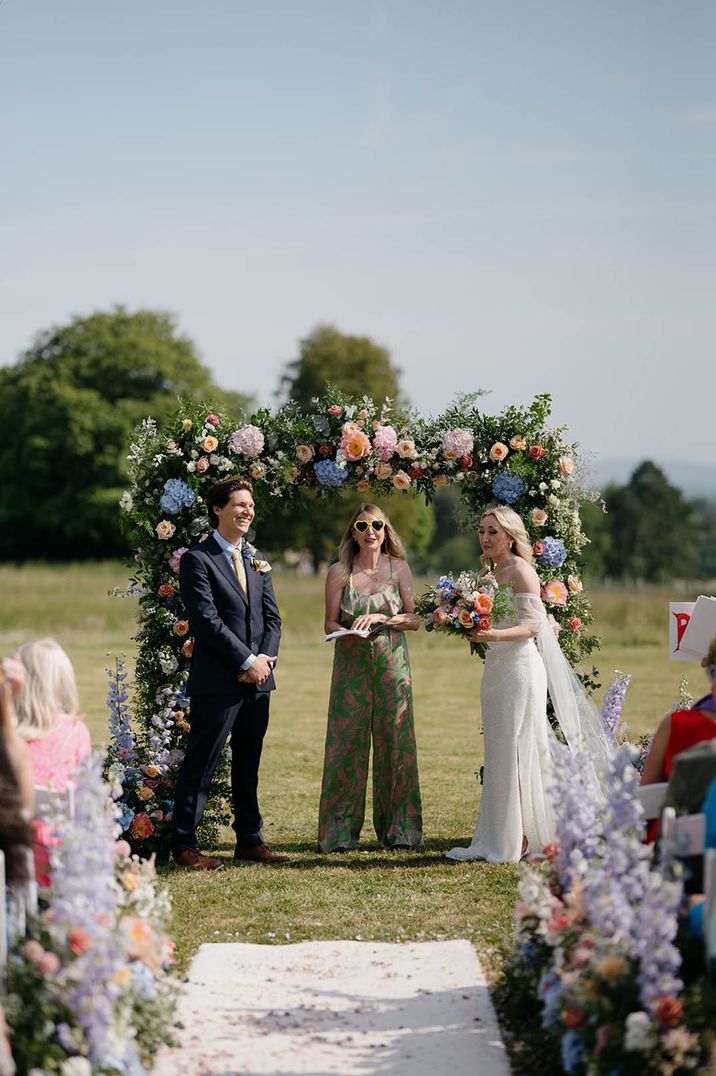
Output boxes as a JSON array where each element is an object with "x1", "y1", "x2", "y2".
[{"x1": 1, "y1": 1, "x2": 714, "y2": 465}]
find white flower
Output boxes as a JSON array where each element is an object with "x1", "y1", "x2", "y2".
[
  {"x1": 119, "y1": 490, "x2": 133, "y2": 512},
  {"x1": 61, "y1": 1057, "x2": 93, "y2": 1076},
  {"x1": 538, "y1": 481, "x2": 548, "y2": 492},
  {"x1": 624, "y1": 1011, "x2": 656, "y2": 1053},
  {"x1": 186, "y1": 461, "x2": 196, "y2": 472},
  {"x1": 548, "y1": 494, "x2": 560, "y2": 506},
  {"x1": 551, "y1": 479, "x2": 561, "y2": 489}
]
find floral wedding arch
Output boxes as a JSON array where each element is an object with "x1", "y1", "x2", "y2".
[{"x1": 106, "y1": 391, "x2": 599, "y2": 856}]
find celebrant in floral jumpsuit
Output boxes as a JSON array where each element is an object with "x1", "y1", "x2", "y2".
[{"x1": 318, "y1": 504, "x2": 423, "y2": 852}]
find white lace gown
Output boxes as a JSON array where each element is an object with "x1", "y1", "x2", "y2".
[{"x1": 446, "y1": 592, "x2": 556, "y2": 864}]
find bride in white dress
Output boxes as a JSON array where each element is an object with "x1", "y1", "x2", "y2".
[{"x1": 445, "y1": 506, "x2": 610, "y2": 864}]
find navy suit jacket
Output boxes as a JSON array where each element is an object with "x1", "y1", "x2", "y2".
[{"x1": 179, "y1": 534, "x2": 281, "y2": 697}]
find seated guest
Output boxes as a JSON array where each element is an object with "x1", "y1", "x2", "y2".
[
  {"x1": 641, "y1": 632, "x2": 716, "y2": 787},
  {"x1": 14, "y1": 639, "x2": 91, "y2": 886}
]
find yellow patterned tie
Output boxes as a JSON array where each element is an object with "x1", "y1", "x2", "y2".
[{"x1": 231, "y1": 547, "x2": 247, "y2": 594}]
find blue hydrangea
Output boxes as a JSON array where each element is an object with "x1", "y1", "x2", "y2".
[
  {"x1": 492, "y1": 470, "x2": 526, "y2": 504},
  {"x1": 159, "y1": 478, "x2": 196, "y2": 514},
  {"x1": 537, "y1": 536, "x2": 567, "y2": 567},
  {"x1": 560, "y1": 1030, "x2": 584, "y2": 1075},
  {"x1": 118, "y1": 803, "x2": 136, "y2": 831},
  {"x1": 314, "y1": 459, "x2": 348, "y2": 487}
]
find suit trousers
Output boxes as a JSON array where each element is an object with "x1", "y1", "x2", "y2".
[{"x1": 171, "y1": 689, "x2": 270, "y2": 853}]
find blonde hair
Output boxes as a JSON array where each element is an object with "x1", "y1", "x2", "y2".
[
  {"x1": 14, "y1": 639, "x2": 80, "y2": 740},
  {"x1": 479, "y1": 506, "x2": 534, "y2": 573},
  {"x1": 335, "y1": 504, "x2": 407, "y2": 588}
]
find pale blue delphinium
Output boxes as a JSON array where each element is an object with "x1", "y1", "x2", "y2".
[{"x1": 600, "y1": 671, "x2": 632, "y2": 742}]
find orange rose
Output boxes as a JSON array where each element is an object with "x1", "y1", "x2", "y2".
[
  {"x1": 656, "y1": 996, "x2": 683, "y2": 1028},
  {"x1": 202, "y1": 436, "x2": 219, "y2": 453},
  {"x1": 477, "y1": 615, "x2": 492, "y2": 631},
  {"x1": 173, "y1": 619, "x2": 189, "y2": 637},
  {"x1": 568, "y1": 616, "x2": 583, "y2": 632},
  {"x1": 432, "y1": 474, "x2": 449, "y2": 487},
  {"x1": 392, "y1": 470, "x2": 411, "y2": 490},
  {"x1": 489, "y1": 442, "x2": 508, "y2": 461},
  {"x1": 458, "y1": 608, "x2": 475, "y2": 628},
  {"x1": 473, "y1": 593, "x2": 493, "y2": 614},
  {"x1": 340, "y1": 430, "x2": 371, "y2": 461},
  {"x1": 356, "y1": 479, "x2": 370, "y2": 492},
  {"x1": 528, "y1": 444, "x2": 545, "y2": 460}
]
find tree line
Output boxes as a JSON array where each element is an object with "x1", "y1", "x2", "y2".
[{"x1": 0, "y1": 307, "x2": 711, "y2": 582}]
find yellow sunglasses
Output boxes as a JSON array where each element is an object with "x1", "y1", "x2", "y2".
[{"x1": 353, "y1": 519, "x2": 385, "y2": 534}]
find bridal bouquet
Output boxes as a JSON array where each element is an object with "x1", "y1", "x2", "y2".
[{"x1": 415, "y1": 571, "x2": 513, "y2": 657}]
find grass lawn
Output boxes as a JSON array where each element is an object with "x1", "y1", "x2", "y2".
[{"x1": 0, "y1": 564, "x2": 709, "y2": 985}]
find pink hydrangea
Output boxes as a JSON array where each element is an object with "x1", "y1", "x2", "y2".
[
  {"x1": 230, "y1": 425, "x2": 265, "y2": 457},
  {"x1": 169, "y1": 546, "x2": 188, "y2": 573},
  {"x1": 441, "y1": 428, "x2": 474, "y2": 459},
  {"x1": 372, "y1": 425, "x2": 398, "y2": 461}
]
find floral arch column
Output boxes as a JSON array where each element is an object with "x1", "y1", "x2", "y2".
[{"x1": 107, "y1": 391, "x2": 598, "y2": 857}]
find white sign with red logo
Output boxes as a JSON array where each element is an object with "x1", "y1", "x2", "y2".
[{"x1": 669, "y1": 602, "x2": 695, "y2": 661}]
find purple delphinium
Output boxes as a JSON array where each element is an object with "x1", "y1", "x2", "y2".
[
  {"x1": 580, "y1": 745, "x2": 651, "y2": 952},
  {"x1": 635, "y1": 868, "x2": 683, "y2": 1015},
  {"x1": 106, "y1": 658, "x2": 137, "y2": 766},
  {"x1": 49, "y1": 753, "x2": 141, "y2": 1073},
  {"x1": 549, "y1": 742, "x2": 603, "y2": 889},
  {"x1": 600, "y1": 670, "x2": 632, "y2": 742}
]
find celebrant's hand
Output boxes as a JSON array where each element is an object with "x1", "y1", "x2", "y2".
[{"x1": 352, "y1": 613, "x2": 389, "y2": 633}]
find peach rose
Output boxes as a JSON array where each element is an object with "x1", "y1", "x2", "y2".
[
  {"x1": 473, "y1": 593, "x2": 493, "y2": 615},
  {"x1": 196, "y1": 456, "x2": 210, "y2": 474},
  {"x1": 528, "y1": 444, "x2": 545, "y2": 460},
  {"x1": 37, "y1": 951, "x2": 61, "y2": 975},
  {"x1": 155, "y1": 520, "x2": 176, "y2": 540},
  {"x1": 374, "y1": 461, "x2": 392, "y2": 479},
  {"x1": 181, "y1": 637, "x2": 194, "y2": 658},
  {"x1": 458, "y1": 608, "x2": 475, "y2": 628},
  {"x1": 397, "y1": 439, "x2": 417, "y2": 459},
  {"x1": 568, "y1": 616, "x2": 583, "y2": 632},
  {"x1": 595, "y1": 955, "x2": 626, "y2": 981},
  {"x1": 249, "y1": 462, "x2": 266, "y2": 479},
  {"x1": 559, "y1": 456, "x2": 574, "y2": 477},
  {"x1": 181, "y1": 418, "x2": 193, "y2": 431},
  {"x1": 356, "y1": 479, "x2": 370, "y2": 492},
  {"x1": 296, "y1": 444, "x2": 315, "y2": 463},
  {"x1": 137, "y1": 786, "x2": 153, "y2": 801},
  {"x1": 68, "y1": 927, "x2": 93, "y2": 956},
  {"x1": 173, "y1": 619, "x2": 189, "y2": 637},
  {"x1": 489, "y1": 442, "x2": 508, "y2": 461},
  {"x1": 509, "y1": 435, "x2": 526, "y2": 450},
  {"x1": 202, "y1": 436, "x2": 219, "y2": 453},
  {"x1": 432, "y1": 474, "x2": 449, "y2": 487},
  {"x1": 567, "y1": 575, "x2": 583, "y2": 594},
  {"x1": 531, "y1": 508, "x2": 548, "y2": 526},
  {"x1": 433, "y1": 608, "x2": 448, "y2": 626},
  {"x1": 392, "y1": 470, "x2": 411, "y2": 490}
]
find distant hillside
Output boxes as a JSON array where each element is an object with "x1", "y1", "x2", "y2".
[{"x1": 594, "y1": 459, "x2": 716, "y2": 499}]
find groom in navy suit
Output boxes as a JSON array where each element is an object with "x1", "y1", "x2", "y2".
[{"x1": 172, "y1": 475, "x2": 287, "y2": 868}]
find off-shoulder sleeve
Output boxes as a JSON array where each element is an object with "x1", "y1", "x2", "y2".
[{"x1": 513, "y1": 593, "x2": 546, "y2": 637}]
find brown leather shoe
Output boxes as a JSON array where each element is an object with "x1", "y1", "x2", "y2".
[
  {"x1": 234, "y1": 842, "x2": 289, "y2": 864},
  {"x1": 173, "y1": 848, "x2": 222, "y2": 870}
]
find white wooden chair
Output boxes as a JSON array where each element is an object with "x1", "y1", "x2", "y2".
[
  {"x1": 660, "y1": 807, "x2": 706, "y2": 856},
  {"x1": 34, "y1": 782, "x2": 75, "y2": 825},
  {"x1": 635, "y1": 782, "x2": 669, "y2": 820}
]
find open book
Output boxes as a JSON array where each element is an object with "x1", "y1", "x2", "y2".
[{"x1": 325, "y1": 624, "x2": 389, "y2": 642}]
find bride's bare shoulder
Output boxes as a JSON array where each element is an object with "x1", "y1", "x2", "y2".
[{"x1": 508, "y1": 559, "x2": 541, "y2": 596}]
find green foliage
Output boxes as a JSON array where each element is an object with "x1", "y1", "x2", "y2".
[
  {"x1": 278, "y1": 323, "x2": 404, "y2": 408},
  {"x1": 0, "y1": 306, "x2": 253, "y2": 561},
  {"x1": 603, "y1": 461, "x2": 698, "y2": 582},
  {"x1": 691, "y1": 497, "x2": 716, "y2": 579}
]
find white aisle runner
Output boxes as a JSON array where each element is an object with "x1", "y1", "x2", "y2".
[{"x1": 153, "y1": 939, "x2": 509, "y2": 1075}]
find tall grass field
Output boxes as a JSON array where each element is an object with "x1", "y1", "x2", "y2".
[{"x1": 0, "y1": 563, "x2": 709, "y2": 978}]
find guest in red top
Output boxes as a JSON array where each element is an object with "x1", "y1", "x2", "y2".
[
  {"x1": 641, "y1": 633, "x2": 716, "y2": 787},
  {"x1": 14, "y1": 639, "x2": 91, "y2": 885}
]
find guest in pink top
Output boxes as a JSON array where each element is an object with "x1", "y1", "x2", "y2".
[{"x1": 14, "y1": 639, "x2": 91, "y2": 886}]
